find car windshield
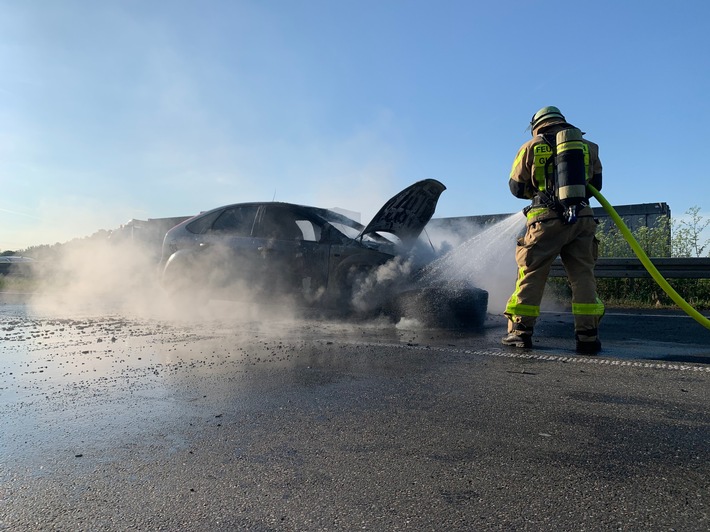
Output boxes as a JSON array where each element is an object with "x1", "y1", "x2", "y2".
[
  {"x1": 312, "y1": 208, "x2": 397, "y2": 245},
  {"x1": 310, "y1": 207, "x2": 362, "y2": 229},
  {"x1": 328, "y1": 222, "x2": 397, "y2": 244}
]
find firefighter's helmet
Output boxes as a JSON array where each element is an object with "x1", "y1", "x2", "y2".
[{"x1": 530, "y1": 106, "x2": 566, "y2": 132}]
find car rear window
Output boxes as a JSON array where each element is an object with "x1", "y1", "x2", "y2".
[
  {"x1": 211, "y1": 205, "x2": 259, "y2": 235},
  {"x1": 186, "y1": 210, "x2": 222, "y2": 234}
]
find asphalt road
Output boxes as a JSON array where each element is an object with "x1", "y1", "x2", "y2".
[{"x1": 1, "y1": 299, "x2": 709, "y2": 531}]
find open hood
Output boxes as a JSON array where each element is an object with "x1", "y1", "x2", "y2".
[{"x1": 359, "y1": 179, "x2": 446, "y2": 244}]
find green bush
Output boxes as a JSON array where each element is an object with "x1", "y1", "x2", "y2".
[
  {"x1": 594, "y1": 278, "x2": 710, "y2": 309},
  {"x1": 549, "y1": 206, "x2": 710, "y2": 309}
]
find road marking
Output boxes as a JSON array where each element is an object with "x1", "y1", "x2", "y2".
[
  {"x1": 336, "y1": 340, "x2": 710, "y2": 373},
  {"x1": 454, "y1": 348, "x2": 710, "y2": 372}
]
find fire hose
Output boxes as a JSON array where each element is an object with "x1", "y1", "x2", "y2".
[{"x1": 587, "y1": 184, "x2": 710, "y2": 330}]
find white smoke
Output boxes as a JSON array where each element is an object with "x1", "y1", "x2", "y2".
[
  {"x1": 21, "y1": 212, "x2": 527, "y2": 328},
  {"x1": 350, "y1": 256, "x2": 414, "y2": 314},
  {"x1": 24, "y1": 233, "x2": 305, "y2": 325},
  {"x1": 419, "y1": 213, "x2": 526, "y2": 314}
]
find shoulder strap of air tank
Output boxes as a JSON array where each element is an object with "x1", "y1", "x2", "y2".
[
  {"x1": 541, "y1": 133, "x2": 557, "y2": 191},
  {"x1": 531, "y1": 133, "x2": 563, "y2": 216}
]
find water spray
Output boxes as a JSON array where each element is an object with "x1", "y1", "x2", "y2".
[{"x1": 587, "y1": 184, "x2": 710, "y2": 330}]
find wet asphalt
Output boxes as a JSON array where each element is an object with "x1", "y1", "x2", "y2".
[{"x1": 1, "y1": 300, "x2": 709, "y2": 531}]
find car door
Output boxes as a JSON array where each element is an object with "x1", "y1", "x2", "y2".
[
  {"x1": 199, "y1": 204, "x2": 262, "y2": 289},
  {"x1": 254, "y1": 205, "x2": 330, "y2": 302}
]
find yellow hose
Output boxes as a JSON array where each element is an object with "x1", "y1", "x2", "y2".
[{"x1": 587, "y1": 184, "x2": 710, "y2": 330}]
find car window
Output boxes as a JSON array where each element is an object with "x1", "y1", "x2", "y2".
[
  {"x1": 186, "y1": 210, "x2": 222, "y2": 234},
  {"x1": 295, "y1": 220, "x2": 320, "y2": 242},
  {"x1": 329, "y1": 222, "x2": 360, "y2": 239},
  {"x1": 211, "y1": 205, "x2": 259, "y2": 235}
]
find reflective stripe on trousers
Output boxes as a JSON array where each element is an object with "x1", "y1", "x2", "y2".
[{"x1": 572, "y1": 298, "x2": 605, "y2": 317}]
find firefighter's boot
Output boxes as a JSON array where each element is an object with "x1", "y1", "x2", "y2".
[
  {"x1": 502, "y1": 325, "x2": 533, "y2": 348},
  {"x1": 575, "y1": 333, "x2": 601, "y2": 355}
]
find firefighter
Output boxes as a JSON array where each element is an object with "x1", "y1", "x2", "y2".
[{"x1": 503, "y1": 106, "x2": 604, "y2": 354}]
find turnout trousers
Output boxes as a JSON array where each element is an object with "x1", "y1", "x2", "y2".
[{"x1": 504, "y1": 215, "x2": 604, "y2": 340}]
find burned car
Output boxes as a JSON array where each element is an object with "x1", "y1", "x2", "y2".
[
  {"x1": 0, "y1": 256, "x2": 37, "y2": 277},
  {"x1": 159, "y1": 179, "x2": 449, "y2": 314}
]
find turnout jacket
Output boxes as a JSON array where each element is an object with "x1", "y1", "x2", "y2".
[{"x1": 509, "y1": 123, "x2": 603, "y2": 224}]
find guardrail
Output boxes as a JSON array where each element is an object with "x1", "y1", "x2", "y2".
[{"x1": 549, "y1": 258, "x2": 710, "y2": 279}]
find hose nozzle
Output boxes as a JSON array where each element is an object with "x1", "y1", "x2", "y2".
[{"x1": 564, "y1": 205, "x2": 577, "y2": 225}]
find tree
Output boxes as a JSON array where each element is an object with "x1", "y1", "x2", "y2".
[
  {"x1": 672, "y1": 206, "x2": 710, "y2": 258},
  {"x1": 596, "y1": 216, "x2": 671, "y2": 258}
]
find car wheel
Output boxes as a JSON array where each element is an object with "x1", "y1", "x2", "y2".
[
  {"x1": 391, "y1": 282, "x2": 489, "y2": 329},
  {"x1": 162, "y1": 253, "x2": 209, "y2": 306},
  {"x1": 329, "y1": 264, "x2": 379, "y2": 316}
]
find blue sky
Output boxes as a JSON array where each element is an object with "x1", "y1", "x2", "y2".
[{"x1": 2, "y1": 0, "x2": 709, "y2": 250}]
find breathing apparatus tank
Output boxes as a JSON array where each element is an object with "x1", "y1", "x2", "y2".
[
  {"x1": 552, "y1": 127, "x2": 589, "y2": 224},
  {"x1": 529, "y1": 109, "x2": 592, "y2": 224}
]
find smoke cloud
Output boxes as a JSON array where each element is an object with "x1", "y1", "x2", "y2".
[
  {"x1": 27, "y1": 236, "x2": 183, "y2": 319},
  {"x1": 17, "y1": 212, "x2": 527, "y2": 330},
  {"x1": 419, "y1": 213, "x2": 526, "y2": 315}
]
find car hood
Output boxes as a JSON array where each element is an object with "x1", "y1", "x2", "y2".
[{"x1": 359, "y1": 179, "x2": 446, "y2": 244}]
